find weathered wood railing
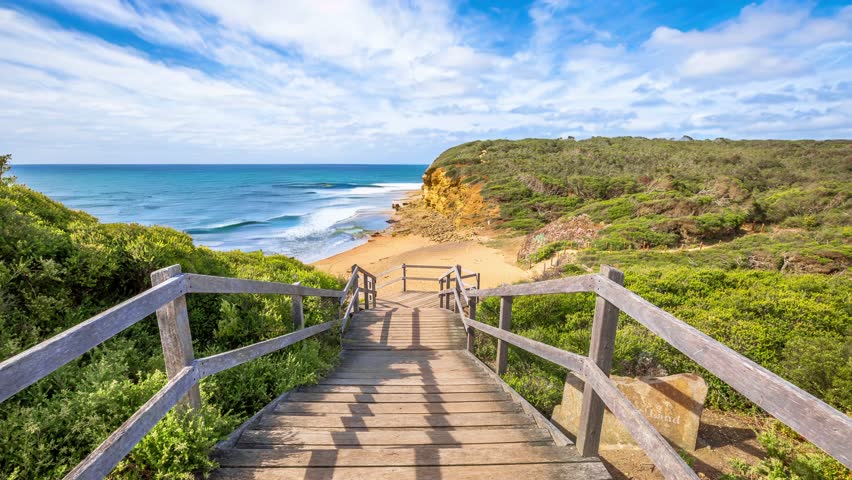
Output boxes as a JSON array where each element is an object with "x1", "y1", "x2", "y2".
[
  {"x1": 0, "y1": 265, "x2": 351, "y2": 480},
  {"x1": 441, "y1": 265, "x2": 852, "y2": 478},
  {"x1": 374, "y1": 263, "x2": 473, "y2": 292},
  {"x1": 338, "y1": 264, "x2": 378, "y2": 332}
]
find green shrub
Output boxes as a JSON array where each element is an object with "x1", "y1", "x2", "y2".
[
  {"x1": 723, "y1": 429, "x2": 850, "y2": 480},
  {"x1": 0, "y1": 167, "x2": 344, "y2": 478}
]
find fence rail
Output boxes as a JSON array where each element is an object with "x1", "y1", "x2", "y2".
[
  {"x1": 372, "y1": 263, "x2": 479, "y2": 293},
  {"x1": 3, "y1": 261, "x2": 850, "y2": 480},
  {"x1": 0, "y1": 262, "x2": 381, "y2": 480},
  {"x1": 441, "y1": 265, "x2": 852, "y2": 476}
]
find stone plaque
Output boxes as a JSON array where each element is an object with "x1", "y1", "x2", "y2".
[{"x1": 552, "y1": 372, "x2": 708, "y2": 451}]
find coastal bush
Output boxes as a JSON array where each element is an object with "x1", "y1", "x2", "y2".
[
  {"x1": 723, "y1": 428, "x2": 849, "y2": 480},
  {"x1": 0, "y1": 159, "x2": 344, "y2": 478},
  {"x1": 473, "y1": 267, "x2": 852, "y2": 414}
]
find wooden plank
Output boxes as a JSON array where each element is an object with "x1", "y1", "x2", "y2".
[
  {"x1": 151, "y1": 265, "x2": 201, "y2": 409},
  {"x1": 362, "y1": 271, "x2": 370, "y2": 310},
  {"x1": 197, "y1": 321, "x2": 333, "y2": 377},
  {"x1": 291, "y1": 295, "x2": 303, "y2": 331},
  {"x1": 186, "y1": 273, "x2": 342, "y2": 298},
  {"x1": 401, "y1": 263, "x2": 407, "y2": 291},
  {"x1": 0, "y1": 274, "x2": 185, "y2": 403},
  {"x1": 332, "y1": 366, "x2": 484, "y2": 375},
  {"x1": 316, "y1": 377, "x2": 495, "y2": 386},
  {"x1": 256, "y1": 412, "x2": 533, "y2": 429},
  {"x1": 336, "y1": 359, "x2": 477, "y2": 368},
  {"x1": 238, "y1": 427, "x2": 554, "y2": 446},
  {"x1": 209, "y1": 463, "x2": 611, "y2": 480},
  {"x1": 467, "y1": 297, "x2": 477, "y2": 353},
  {"x1": 577, "y1": 265, "x2": 624, "y2": 457},
  {"x1": 345, "y1": 337, "x2": 467, "y2": 344},
  {"x1": 582, "y1": 362, "x2": 697, "y2": 479},
  {"x1": 275, "y1": 401, "x2": 520, "y2": 414},
  {"x1": 471, "y1": 274, "x2": 597, "y2": 298},
  {"x1": 214, "y1": 445, "x2": 582, "y2": 467},
  {"x1": 215, "y1": 389, "x2": 298, "y2": 450},
  {"x1": 341, "y1": 348, "x2": 467, "y2": 355},
  {"x1": 327, "y1": 371, "x2": 488, "y2": 379},
  {"x1": 341, "y1": 269, "x2": 359, "y2": 304},
  {"x1": 287, "y1": 392, "x2": 511, "y2": 403},
  {"x1": 343, "y1": 345, "x2": 464, "y2": 351},
  {"x1": 595, "y1": 275, "x2": 852, "y2": 468},
  {"x1": 402, "y1": 276, "x2": 441, "y2": 281},
  {"x1": 463, "y1": 351, "x2": 573, "y2": 448},
  {"x1": 64, "y1": 366, "x2": 198, "y2": 480},
  {"x1": 496, "y1": 296, "x2": 513, "y2": 375},
  {"x1": 299, "y1": 384, "x2": 503, "y2": 394},
  {"x1": 462, "y1": 317, "x2": 586, "y2": 373}
]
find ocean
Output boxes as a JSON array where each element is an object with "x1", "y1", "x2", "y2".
[{"x1": 11, "y1": 164, "x2": 426, "y2": 262}]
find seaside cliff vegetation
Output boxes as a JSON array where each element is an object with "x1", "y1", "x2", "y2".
[
  {"x1": 418, "y1": 138, "x2": 851, "y2": 478},
  {"x1": 0, "y1": 154, "x2": 343, "y2": 479}
]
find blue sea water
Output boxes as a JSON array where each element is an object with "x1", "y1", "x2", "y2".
[{"x1": 11, "y1": 164, "x2": 426, "y2": 262}]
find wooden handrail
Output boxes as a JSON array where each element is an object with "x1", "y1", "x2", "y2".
[
  {"x1": 0, "y1": 265, "x2": 356, "y2": 479},
  {"x1": 470, "y1": 274, "x2": 597, "y2": 297},
  {"x1": 594, "y1": 275, "x2": 852, "y2": 466},
  {"x1": 461, "y1": 315, "x2": 697, "y2": 479},
  {"x1": 187, "y1": 273, "x2": 342, "y2": 298},
  {"x1": 0, "y1": 275, "x2": 187, "y2": 403},
  {"x1": 196, "y1": 321, "x2": 335, "y2": 377},
  {"x1": 451, "y1": 268, "x2": 852, "y2": 471}
]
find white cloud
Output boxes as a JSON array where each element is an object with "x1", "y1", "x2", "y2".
[{"x1": 0, "y1": 1, "x2": 850, "y2": 164}]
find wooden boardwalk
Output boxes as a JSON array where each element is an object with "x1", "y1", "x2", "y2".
[{"x1": 210, "y1": 291, "x2": 611, "y2": 479}]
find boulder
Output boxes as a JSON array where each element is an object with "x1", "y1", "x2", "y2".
[{"x1": 552, "y1": 372, "x2": 708, "y2": 451}]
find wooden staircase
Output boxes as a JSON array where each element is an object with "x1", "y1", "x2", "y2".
[
  {"x1": 209, "y1": 292, "x2": 611, "y2": 479},
  {"x1": 6, "y1": 263, "x2": 847, "y2": 479}
]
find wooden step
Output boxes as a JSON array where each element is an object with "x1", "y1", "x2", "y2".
[
  {"x1": 344, "y1": 345, "x2": 464, "y2": 351},
  {"x1": 207, "y1": 303, "x2": 609, "y2": 479},
  {"x1": 255, "y1": 412, "x2": 533, "y2": 429},
  {"x1": 214, "y1": 445, "x2": 582, "y2": 467},
  {"x1": 299, "y1": 384, "x2": 504, "y2": 394},
  {"x1": 210, "y1": 463, "x2": 611, "y2": 479},
  {"x1": 326, "y1": 371, "x2": 487, "y2": 380},
  {"x1": 238, "y1": 427, "x2": 555, "y2": 447},
  {"x1": 288, "y1": 392, "x2": 511, "y2": 403},
  {"x1": 317, "y1": 377, "x2": 493, "y2": 386},
  {"x1": 275, "y1": 401, "x2": 520, "y2": 415}
]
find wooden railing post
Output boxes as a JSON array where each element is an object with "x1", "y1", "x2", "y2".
[
  {"x1": 292, "y1": 298, "x2": 304, "y2": 330},
  {"x1": 577, "y1": 265, "x2": 625, "y2": 457},
  {"x1": 438, "y1": 277, "x2": 445, "y2": 308},
  {"x1": 496, "y1": 296, "x2": 513, "y2": 375},
  {"x1": 351, "y1": 265, "x2": 359, "y2": 314},
  {"x1": 362, "y1": 270, "x2": 369, "y2": 311},
  {"x1": 467, "y1": 297, "x2": 477, "y2": 353},
  {"x1": 150, "y1": 265, "x2": 201, "y2": 410},
  {"x1": 402, "y1": 263, "x2": 407, "y2": 292}
]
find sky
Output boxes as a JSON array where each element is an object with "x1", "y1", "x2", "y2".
[{"x1": 1, "y1": 0, "x2": 850, "y2": 164}]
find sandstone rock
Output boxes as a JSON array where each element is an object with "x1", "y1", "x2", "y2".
[{"x1": 552, "y1": 372, "x2": 708, "y2": 451}]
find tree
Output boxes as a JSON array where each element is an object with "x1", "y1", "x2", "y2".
[{"x1": 0, "y1": 153, "x2": 14, "y2": 185}]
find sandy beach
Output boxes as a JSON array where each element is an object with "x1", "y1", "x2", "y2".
[{"x1": 311, "y1": 192, "x2": 530, "y2": 289}]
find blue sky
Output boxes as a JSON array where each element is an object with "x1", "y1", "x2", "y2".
[{"x1": 1, "y1": 0, "x2": 850, "y2": 164}]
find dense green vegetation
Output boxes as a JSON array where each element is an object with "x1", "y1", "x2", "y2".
[
  {"x1": 427, "y1": 139, "x2": 851, "y2": 478},
  {"x1": 0, "y1": 154, "x2": 343, "y2": 479},
  {"x1": 429, "y1": 137, "x2": 850, "y2": 272}
]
